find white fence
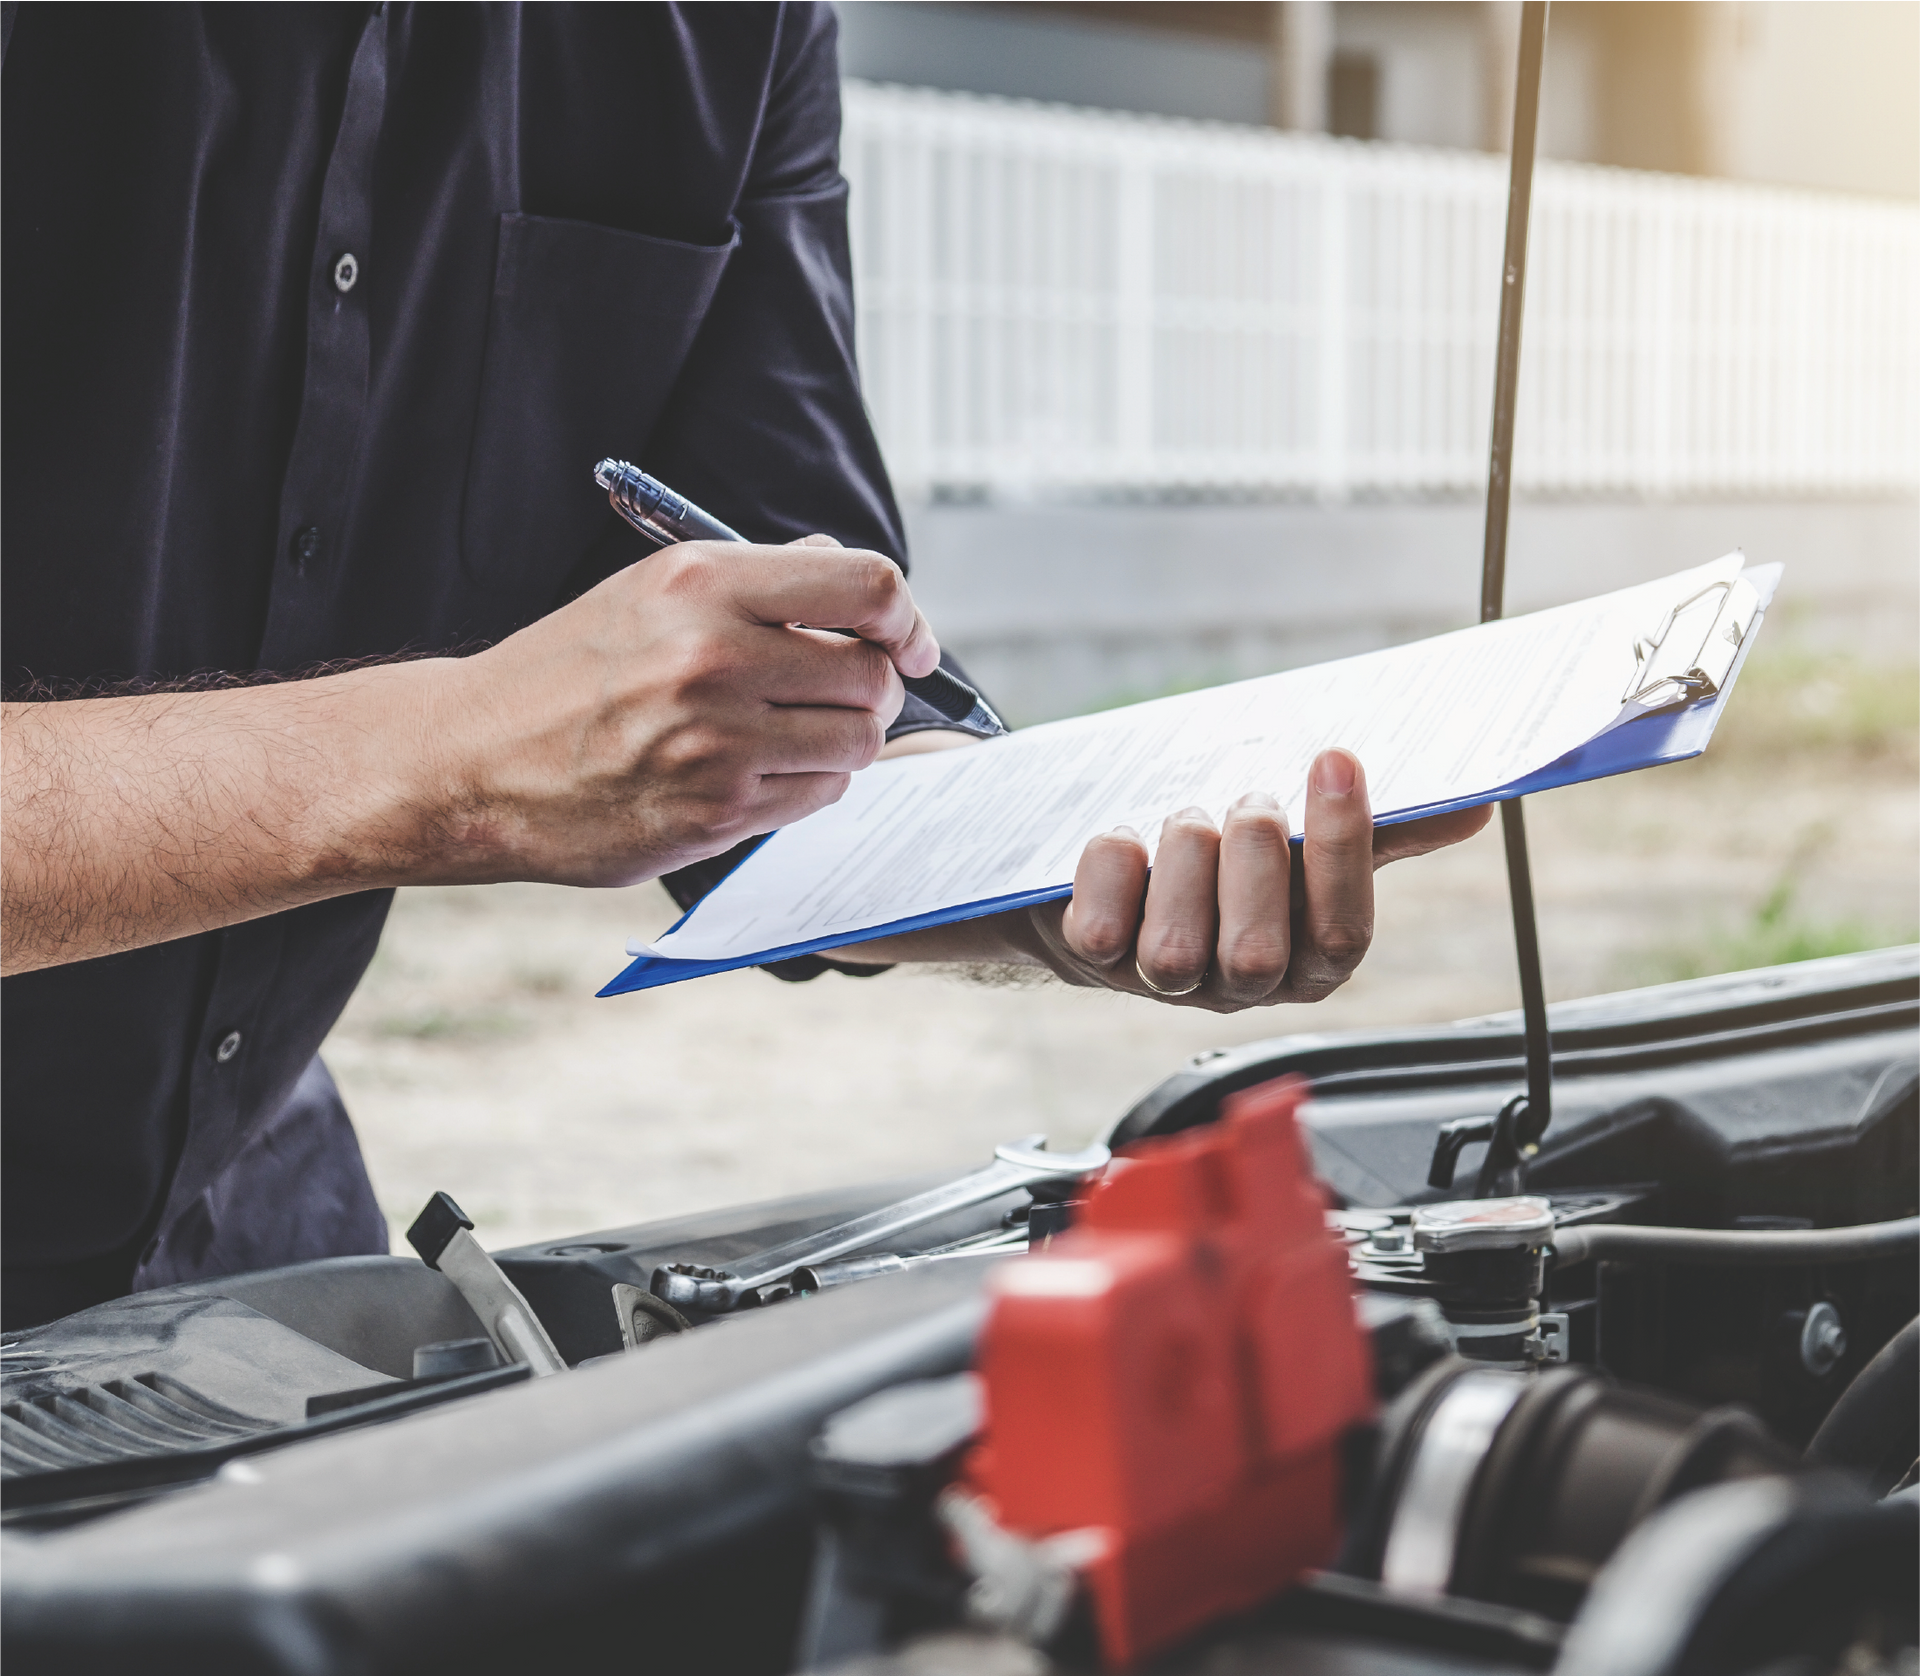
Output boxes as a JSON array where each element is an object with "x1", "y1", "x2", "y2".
[{"x1": 842, "y1": 81, "x2": 1920, "y2": 501}]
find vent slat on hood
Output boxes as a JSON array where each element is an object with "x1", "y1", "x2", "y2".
[{"x1": 1, "y1": 1375, "x2": 276, "y2": 1476}]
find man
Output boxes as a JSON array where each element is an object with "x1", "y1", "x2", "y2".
[{"x1": 0, "y1": 5, "x2": 1484, "y2": 1330}]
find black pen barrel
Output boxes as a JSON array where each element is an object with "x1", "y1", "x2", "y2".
[{"x1": 900, "y1": 666, "x2": 1003, "y2": 732}]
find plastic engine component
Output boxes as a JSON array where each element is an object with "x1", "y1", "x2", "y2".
[{"x1": 965, "y1": 1075, "x2": 1372, "y2": 1665}]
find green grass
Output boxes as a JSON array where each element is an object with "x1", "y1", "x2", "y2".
[
  {"x1": 1634, "y1": 641, "x2": 1918, "y2": 980},
  {"x1": 1710, "y1": 643, "x2": 1919, "y2": 765},
  {"x1": 1636, "y1": 874, "x2": 1914, "y2": 985}
]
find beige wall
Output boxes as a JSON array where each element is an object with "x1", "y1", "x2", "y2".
[
  {"x1": 1532, "y1": 1, "x2": 1917, "y2": 197},
  {"x1": 879, "y1": 0, "x2": 1920, "y2": 200},
  {"x1": 1711, "y1": 1, "x2": 1919, "y2": 198}
]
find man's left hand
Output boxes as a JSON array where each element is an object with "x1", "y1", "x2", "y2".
[
  {"x1": 838, "y1": 742, "x2": 1490, "y2": 1010},
  {"x1": 1018, "y1": 748, "x2": 1489, "y2": 1012}
]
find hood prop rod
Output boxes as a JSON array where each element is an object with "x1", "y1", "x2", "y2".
[{"x1": 1474, "y1": 0, "x2": 1553, "y2": 1198}]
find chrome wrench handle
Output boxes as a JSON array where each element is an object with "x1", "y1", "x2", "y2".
[{"x1": 652, "y1": 1137, "x2": 1110, "y2": 1313}]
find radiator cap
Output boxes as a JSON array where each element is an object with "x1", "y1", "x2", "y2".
[{"x1": 1412, "y1": 1196, "x2": 1554, "y2": 1254}]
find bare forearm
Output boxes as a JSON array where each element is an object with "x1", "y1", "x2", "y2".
[
  {"x1": 0, "y1": 664, "x2": 449, "y2": 975},
  {"x1": 2, "y1": 540, "x2": 945, "y2": 977}
]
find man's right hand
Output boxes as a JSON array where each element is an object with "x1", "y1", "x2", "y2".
[
  {"x1": 0, "y1": 538, "x2": 938, "y2": 972},
  {"x1": 421, "y1": 538, "x2": 938, "y2": 888}
]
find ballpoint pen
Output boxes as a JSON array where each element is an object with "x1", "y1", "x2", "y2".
[{"x1": 594, "y1": 459, "x2": 1008, "y2": 738}]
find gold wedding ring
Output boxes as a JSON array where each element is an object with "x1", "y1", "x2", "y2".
[{"x1": 1134, "y1": 959, "x2": 1204, "y2": 997}]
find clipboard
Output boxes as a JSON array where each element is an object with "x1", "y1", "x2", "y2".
[
  {"x1": 600, "y1": 563, "x2": 1781, "y2": 997},
  {"x1": 1622, "y1": 575, "x2": 1760, "y2": 714}
]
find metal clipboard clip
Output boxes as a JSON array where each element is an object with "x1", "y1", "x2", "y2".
[{"x1": 1623, "y1": 574, "x2": 1761, "y2": 712}]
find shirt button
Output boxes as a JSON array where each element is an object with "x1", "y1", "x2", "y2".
[
  {"x1": 215, "y1": 1030, "x2": 244, "y2": 1064},
  {"x1": 332, "y1": 252, "x2": 359, "y2": 293},
  {"x1": 290, "y1": 525, "x2": 321, "y2": 570}
]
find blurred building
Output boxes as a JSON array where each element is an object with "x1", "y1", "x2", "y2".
[
  {"x1": 832, "y1": 4, "x2": 1919, "y2": 719},
  {"x1": 836, "y1": 3, "x2": 1919, "y2": 197}
]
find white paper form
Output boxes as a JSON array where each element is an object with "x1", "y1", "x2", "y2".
[{"x1": 632, "y1": 556, "x2": 1750, "y2": 968}]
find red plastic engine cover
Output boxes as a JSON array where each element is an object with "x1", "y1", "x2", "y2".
[{"x1": 969, "y1": 1076, "x2": 1373, "y2": 1665}]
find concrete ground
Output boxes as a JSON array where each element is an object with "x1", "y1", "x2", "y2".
[{"x1": 328, "y1": 623, "x2": 1918, "y2": 1255}]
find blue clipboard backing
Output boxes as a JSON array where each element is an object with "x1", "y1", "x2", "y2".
[{"x1": 601, "y1": 567, "x2": 1777, "y2": 997}]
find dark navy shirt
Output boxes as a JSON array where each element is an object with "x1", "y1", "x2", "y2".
[{"x1": 1, "y1": 3, "x2": 960, "y2": 1327}]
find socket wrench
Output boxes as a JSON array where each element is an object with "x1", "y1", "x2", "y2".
[{"x1": 652, "y1": 1136, "x2": 1110, "y2": 1313}]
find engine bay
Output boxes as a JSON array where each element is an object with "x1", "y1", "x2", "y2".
[{"x1": 3, "y1": 945, "x2": 1915, "y2": 1675}]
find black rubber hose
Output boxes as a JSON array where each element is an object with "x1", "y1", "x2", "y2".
[
  {"x1": 1550, "y1": 1217, "x2": 1920, "y2": 1268},
  {"x1": 1806, "y1": 1316, "x2": 1919, "y2": 1493}
]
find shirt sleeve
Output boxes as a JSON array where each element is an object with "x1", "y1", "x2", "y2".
[
  {"x1": 642, "y1": 4, "x2": 1001, "y2": 978},
  {"x1": 635, "y1": 5, "x2": 903, "y2": 563}
]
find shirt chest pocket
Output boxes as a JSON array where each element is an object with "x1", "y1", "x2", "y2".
[{"x1": 460, "y1": 212, "x2": 738, "y2": 612}]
